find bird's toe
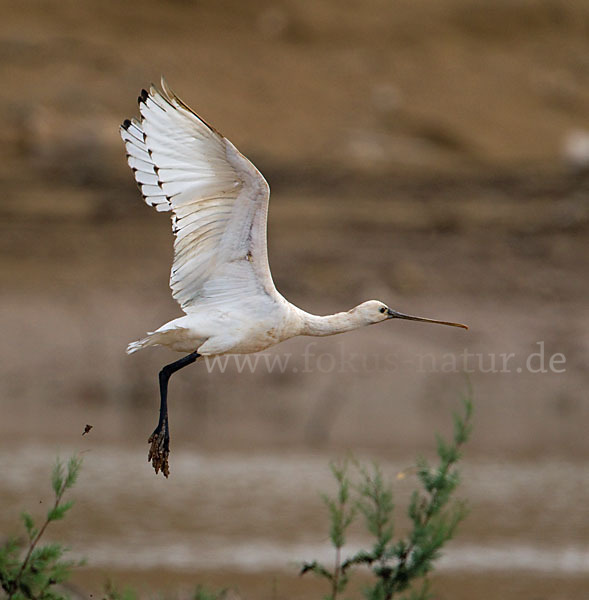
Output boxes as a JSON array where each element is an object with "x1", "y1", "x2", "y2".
[{"x1": 148, "y1": 425, "x2": 170, "y2": 478}]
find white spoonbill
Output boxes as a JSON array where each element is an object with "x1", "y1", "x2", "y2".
[{"x1": 120, "y1": 81, "x2": 468, "y2": 477}]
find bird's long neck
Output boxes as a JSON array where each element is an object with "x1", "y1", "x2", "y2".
[{"x1": 299, "y1": 310, "x2": 362, "y2": 337}]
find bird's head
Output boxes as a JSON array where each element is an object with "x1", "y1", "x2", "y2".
[{"x1": 352, "y1": 300, "x2": 468, "y2": 329}]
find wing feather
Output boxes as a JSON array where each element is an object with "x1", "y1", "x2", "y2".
[{"x1": 120, "y1": 81, "x2": 276, "y2": 311}]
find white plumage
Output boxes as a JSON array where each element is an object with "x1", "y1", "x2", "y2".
[{"x1": 121, "y1": 80, "x2": 467, "y2": 477}]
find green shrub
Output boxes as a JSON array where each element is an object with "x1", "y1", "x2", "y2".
[
  {"x1": 0, "y1": 456, "x2": 84, "y2": 600},
  {"x1": 301, "y1": 391, "x2": 473, "y2": 600}
]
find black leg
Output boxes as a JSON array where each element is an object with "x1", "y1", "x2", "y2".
[{"x1": 148, "y1": 350, "x2": 200, "y2": 477}]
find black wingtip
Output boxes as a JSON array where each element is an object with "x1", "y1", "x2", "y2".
[
  {"x1": 139, "y1": 89, "x2": 149, "y2": 104},
  {"x1": 122, "y1": 118, "x2": 132, "y2": 130}
]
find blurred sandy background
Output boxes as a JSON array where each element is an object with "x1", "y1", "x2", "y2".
[{"x1": 1, "y1": 1, "x2": 589, "y2": 598}]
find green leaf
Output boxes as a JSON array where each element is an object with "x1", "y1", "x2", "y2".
[
  {"x1": 47, "y1": 500, "x2": 74, "y2": 522},
  {"x1": 30, "y1": 543, "x2": 64, "y2": 565},
  {"x1": 51, "y1": 458, "x2": 65, "y2": 496},
  {"x1": 21, "y1": 512, "x2": 38, "y2": 541},
  {"x1": 64, "y1": 456, "x2": 82, "y2": 491},
  {"x1": 300, "y1": 561, "x2": 334, "y2": 582}
]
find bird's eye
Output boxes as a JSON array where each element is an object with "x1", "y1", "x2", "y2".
[{"x1": 380, "y1": 307, "x2": 387, "y2": 314}]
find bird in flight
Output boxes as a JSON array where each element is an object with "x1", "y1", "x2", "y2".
[{"x1": 120, "y1": 80, "x2": 468, "y2": 478}]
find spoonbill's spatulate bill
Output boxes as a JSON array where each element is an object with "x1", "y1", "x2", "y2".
[{"x1": 120, "y1": 80, "x2": 468, "y2": 477}]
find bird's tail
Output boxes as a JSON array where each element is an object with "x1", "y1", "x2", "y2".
[
  {"x1": 126, "y1": 332, "x2": 159, "y2": 354},
  {"x1": 126, "y1": 326, "x2": 193, "y2": 354}
]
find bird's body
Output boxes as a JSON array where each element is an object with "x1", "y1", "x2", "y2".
[
  {"x1": 127, "y1": 297, "x2": 292, "y2": 355},
  {"x1": 121, "y1": 81, "x2": 467, "y2": 477},
  {"x1": 127, "y1": 299, "x2": 409, "y2": 356}
]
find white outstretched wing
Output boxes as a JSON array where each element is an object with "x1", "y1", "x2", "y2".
[{"x1": 120, "y1": 81, "x2": 277, "y2": 311}]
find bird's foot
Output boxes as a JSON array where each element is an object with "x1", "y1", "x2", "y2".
[{"x1": 148, "y1": 419, "x2": 170, "y2": 478}]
